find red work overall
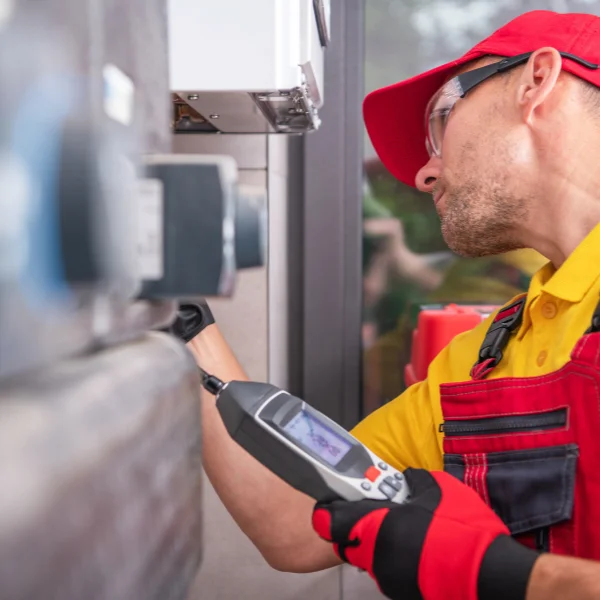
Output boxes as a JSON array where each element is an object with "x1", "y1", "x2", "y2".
[{"x1": 440, "y1": 295, "x2": 600, "y2": 558}]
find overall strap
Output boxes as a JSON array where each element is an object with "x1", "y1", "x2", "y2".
[
  {"x1": 471, "y1": 295, "x2": 526, "y2": 380},
  {"x1": 572, "y1": 298, "x2": 600, "y2": 364},
  {"x1": 584, "y1": 296, "x2": 600, "y2": 334}
]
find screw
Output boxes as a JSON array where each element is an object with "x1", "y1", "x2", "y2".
[
  {"x1": 210, "y1": 114, "x2": 220, "y2": 119},
  {"x1": 187, "y1": 94, "x2": 199, "y2": 101}
]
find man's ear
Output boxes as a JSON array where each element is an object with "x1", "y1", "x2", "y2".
[{"x1": 516, "y1": 47, "x2": 563, "y2": 125}]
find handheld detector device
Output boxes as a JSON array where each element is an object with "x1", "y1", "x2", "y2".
[{"x1": 215, "y1": 380, "x2": 410, "y2": 504}]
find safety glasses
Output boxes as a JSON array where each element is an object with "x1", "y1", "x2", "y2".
[{"x1": 425, "y1": 51, "x2": 599, "y2": 158}]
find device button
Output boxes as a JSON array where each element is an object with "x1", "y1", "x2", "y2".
[
  {"x1": 384, "y1": 476, "x2": 401, "y2": 491},
  {"x1": 378, "y1": 462, "x2": 388, "y2": 471},
  {"x1": 361, "y1": 481, "x2": 372, "y2": 491},
  {"x1": 394, "y1": 472, "x2": 403, "y2": 481},
  {"x1": 364, "y1": 466, "x2": 381, "y2": 482},
  {"x1": 378, "y1": 482, "x2": 397, "y2": 500}
]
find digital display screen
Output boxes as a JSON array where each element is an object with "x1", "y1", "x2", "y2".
[{"x1": 282, "y1": 410, "x2": 352, "y2": 467}]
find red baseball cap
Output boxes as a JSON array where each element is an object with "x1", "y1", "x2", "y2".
[{"x1": 363, "y1": 10, "x2": 600, "y2": 189}]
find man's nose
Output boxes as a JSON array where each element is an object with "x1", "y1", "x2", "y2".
[{"x1": 415, "y1": 156, "x2": 442, "y2": 193}]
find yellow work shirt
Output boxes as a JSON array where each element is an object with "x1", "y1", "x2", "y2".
[{"x1": 351, "y1": 222, "x2": 600, "y2": 472}]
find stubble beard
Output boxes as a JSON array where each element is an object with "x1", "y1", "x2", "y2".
[{"x1": 439, "y1": 181, "x2": 528, "y2": 258}]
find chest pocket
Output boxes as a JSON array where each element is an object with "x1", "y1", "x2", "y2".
[{"x1": 442, "y1": 410, "x2": 579, "y2": 547}]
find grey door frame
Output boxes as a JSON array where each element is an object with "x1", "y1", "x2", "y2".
[{"x1": 288, "y1": 0, "x2": 365, "y2": 431}]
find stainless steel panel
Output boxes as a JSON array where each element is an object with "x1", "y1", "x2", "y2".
[
  {"x1": 208, "y1": 269, "x2": 268, "y2": 383},
  {"x1": 93, "y1": 0, "x2": 171, "y2": 154},
  {"x1": 205, "y1": 170, "x2": 268, "y2": 378},
  {"x1": 175, "y1": 89, "x2": 320, "y2": 134},
  {"x1": 16, "y1": 0, "x2": 170, "y2": 155},
  {"x1": 0, "y1": 5, "x2": 134, "y2": 378},
  {"x1": 267, "y1": 135, "x2": 290, "y2": 389},
  {"x1": 0, "y1": 0, "x2": 172, "y2": 375},
  {"x1": 94, "y1": 298, "x2": 177, "y2": 345},
  {"x1": 172, "y1": 134, "x2": 268, "y2": 170},
  {"x1": 239, "y1": 170, "x2": 268, "y2": 187},
  {"x1": 0, "y1": 333, "x2": 203, "y2": 600},
  {"x1": 0, "y1": 293, "x2": 97, "y2": 380},
  {"x1": 188, "y1": 478, "x2": 341, "y2": 600},
  {"x1": 178, "y1": 92, "x2": 274, "y2": 133},
  {"x1": 124, "y1": 0, "x2": 172, "y2": 154}
]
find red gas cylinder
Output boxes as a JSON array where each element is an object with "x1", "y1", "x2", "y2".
[{"x1": 404, "y1": 304, "x2": 499, "y2": 387}]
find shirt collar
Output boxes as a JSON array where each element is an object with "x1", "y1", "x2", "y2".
[
  {"x1": 515, "y1": 222, "x2": 600, "y2": 339},
  {"x1": 540, "y1": 222, "x2": 600, "y2": 303}
]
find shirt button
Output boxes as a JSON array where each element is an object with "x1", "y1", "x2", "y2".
[
  {"x1": 537, "y1": 350, "x2": 548, "y2": 366},
  {"x1": 541, "y1": 302, "x2": 558, "y2": 319}
]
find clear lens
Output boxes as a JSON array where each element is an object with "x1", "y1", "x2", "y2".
[{"x1": 424, "y1": 77, "x2": 464, "y2": 157}]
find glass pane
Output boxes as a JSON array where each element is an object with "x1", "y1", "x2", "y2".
[{"x1": 361, "y1": 0, "x2": 600, "y2": 417}]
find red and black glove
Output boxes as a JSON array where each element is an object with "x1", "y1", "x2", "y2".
[{"x1": 312, "y1": 469, "x2": 540, "y2": 600}]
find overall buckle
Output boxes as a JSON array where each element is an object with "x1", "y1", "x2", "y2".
[{"x1": 471, "y1": 296, "x2": 526, "y2": 379}]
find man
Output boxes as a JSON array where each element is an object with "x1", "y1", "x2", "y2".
[{"x1": 171, "y1": 10, "x2": 600, "y2": 600}]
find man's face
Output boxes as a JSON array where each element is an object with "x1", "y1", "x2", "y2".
[{"x1": 416, "y1": 57, "x2": 531, "y2": 258}]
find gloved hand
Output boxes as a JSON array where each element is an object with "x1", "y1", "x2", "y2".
[
  {"x1": 162, "y1": 300, "x2": 215, "y2": 343},
  {"x1": 312, "y1": 469, "x2": 540, "y2": 600}
]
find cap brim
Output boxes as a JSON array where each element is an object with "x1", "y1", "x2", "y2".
[{"x1": 363, "y1": 52, "x2": 484, "y2": 189}]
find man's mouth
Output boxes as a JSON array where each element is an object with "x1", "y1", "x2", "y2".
[{"x1": 433, "y1": 190, "x2": 445, "y2": 206}]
